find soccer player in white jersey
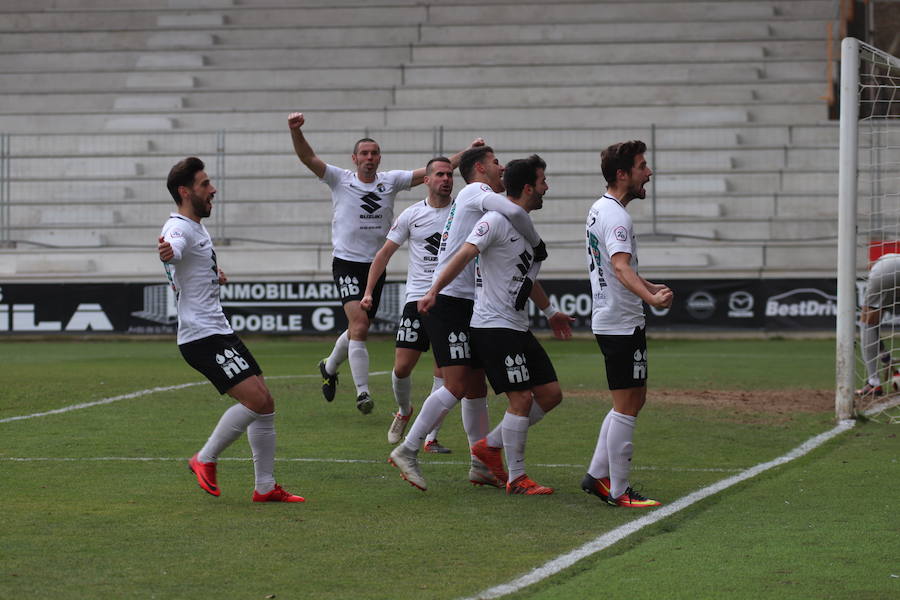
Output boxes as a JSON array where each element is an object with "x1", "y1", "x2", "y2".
[
  {"x1": 414, "y1": 155, "x2": 567, "y2": 495},
  {"x1": 288, "y1": 112, "x2": 479, "y2": 415},
  {"x1": 856, "y1": 253, "x2": 900, "y2": 398},
  {"x1": 157, "y1": 157, "x2": 303, "y2": 503},
  {"x1": 389, "y1": 147, "x2": 565, "y2": 492},
  {"x1": 582, "y1": 141, "x2": 673, "y2": 508},
  {"x1": 360, "y1": 157, "x2": 456, "y2": 452}
]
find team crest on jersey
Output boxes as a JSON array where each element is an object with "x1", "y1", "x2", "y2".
[
  {"x1": 338, "y1": 275, "x2": 361, "y2": 298},
  {"x1": 447, "y1": 331, "x2": 470, "y2": 360},
  {"x1": 377, "y1": 183, "x2": 386, "y2": 192},
  {"x1": 614, "y1": 226, "x2": 628, "y2": 242},
  {"x1": 397, "y1": 317, "x2": 420, "y2": 343},
  {"x1": 474, "y1": 221, "x2": 490, "y2": 236},
  {"x1": 215, "y1": 347, "x2": 250, "y2": 379},
  {"x1": 505, "y1": 353, "x2": 530, "y2": 384}
]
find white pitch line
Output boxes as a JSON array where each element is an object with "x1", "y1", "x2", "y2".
[
  {"x1": 0, "y1": 371, "x2": 391, "y2": 424},
  {"x1": 461, "y1": 419, "x2": 857, "y2": 600}
]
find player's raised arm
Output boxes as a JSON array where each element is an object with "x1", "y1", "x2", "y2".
[
  {"x1": 287, "y1": 112, "x2": 327, "y2": 179},
  {"x1": 361, "y1": 240, "x2": 400, "y2": 312},
  {"x1": 409, "y1": 137, "x2": 485, "y2": 188}
]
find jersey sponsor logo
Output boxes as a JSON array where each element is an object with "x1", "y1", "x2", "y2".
[
  {"x1": 447, "y1": 330, "x2": 470, "y2": 360},
  {"x1": 614, "y1": 226, "x2": 628, "y2": 242},
  {"x1": 515, "y1": 249, "x2": 534, "y2": 276},
  {"x1": 474, "y1": 221, "x2": 490, "y2": 236},
  {"x1": 169, "y1": 229, "x2": 184, "y2": 238},
  {"x1": 587, "y1": 232, "x2": 606, "y2": 287},
  {"x1": 632, "y1": 349, "x2": 647, "y2": 381},
  {"x1": 338, "y1": 275, "x2": 361, "y2": 299},
  {"x1": 480, "y1": 184, "x2": 491, "y2": 192},
  {"x1": 216, "y1": 347, "x2": 251, "y2": 379},
  {"x1": 359, "y1": 192, "x2": 383, "y2": 215},
  {"x1": 505, "y1": 353, "x2": 530, "y2": 384},
  {"x1": 424, "y1": 232, "x2": 441, "y2": 256},
  {"x1": 396, "y1": 317, "x2": 421, "y2": 343},
  {"x1": 413, "y1": 222, "x2": 425, "y2": 227}
]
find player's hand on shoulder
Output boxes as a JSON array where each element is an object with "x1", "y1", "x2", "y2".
[
  {"x1": 157, "y1": 236, "x2": 173, "y2": 262},
  {"x1": 549, "y1": 311, "x2": 575, "y2": 340},
  {"x1": 288, "y1": 112, "x2": 305, "y2": 129}
]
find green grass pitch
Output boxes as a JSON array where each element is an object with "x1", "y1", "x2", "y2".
[{"x1": 0, "y1": 337, "x2": 896, "y2": 599}]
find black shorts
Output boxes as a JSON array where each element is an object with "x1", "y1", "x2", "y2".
[
  {"x1": 179, "y1": 333, "x2": 263, "y2": 395},
  {"x1": 332, "y1": 256, "x2": 385, "y2": 315},
  {"x1": 396, "y1": 301, "x2": 430, "y2": 352},
  {"x1": 422, "y1": 294, "x2": 475, "y2": 368},
  {"x1": 595, "y1": 326, "x2": 647, "y2": 390},
  {"x1": 470, "y1": 327, "x2": 558, "y2": 394}
]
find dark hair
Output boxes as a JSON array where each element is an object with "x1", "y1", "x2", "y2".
[
  {"x1": 458, "y1": 146, "x2": 495, "y2": 183},
  {"x1": 353, "y1": 137, "x2": 379, "y2": 155},
  {"x1": 502, "y1": 154, "x2": 546, "y2": 198},
  {"x1": 166, "y1": 156, "x2": 205, "y2": 205},
  {"x1": 426, "y1": 156, "x2": 452, "y2": 174},
  {"x1": 600, "y1": 140, "x2": 647, "y2": 185}
]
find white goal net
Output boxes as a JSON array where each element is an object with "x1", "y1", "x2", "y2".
[{"x1": 836, "y1": 38, "x2": 900, "y2": 422}]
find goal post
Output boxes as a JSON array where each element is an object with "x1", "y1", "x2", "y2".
[{"x1": 836, "y1": 37, "x2": 900, "y2": 421}]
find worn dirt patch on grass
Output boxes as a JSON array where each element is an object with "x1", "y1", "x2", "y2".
[{"x1": 564, "y1": 388, "x2": 834, "y2": 415}]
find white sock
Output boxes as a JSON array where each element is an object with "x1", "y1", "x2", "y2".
[
  {"x1": 587, "y1": 409, "x2": 615, "y2": 480},
  {"x1": 247, "y1": 412, "x2": 276, "y2": 494},
  {"x1": 431, "y1": 376, "x2": 444, "y2": 393},
  {"x1": 401, "y1": 386, "x2": 459, "y2": 452},
  {"x1": 425, "y1": 411, "x2": 446, "y2": 443},
  {"x1": 501, "y1": 412, "x2": 529, "y2": 481},
  {"x1": 199, "y1": 403, "x2": 258, "y2": 463},
  {"x1": 392, "y1": 371, "x2": 412, "y2": 415},
  {"x1": 462, "y1": 396, "x2": 490, "y2": 446},
  {"x1": 325, "y1": 330, "x2": 349, "y2": 375},
  {"x1": 485, "y1": 421, "x2": 503, "y2": 449},
  {"x1": 860, "y1": 322, "x2": 881, "y2": 386},
  {"x1": 607, "y1": 411, "x2": 637, "y2": 499},
  {"x1": 348, "y1": 339, "x2": 370, "y2": 395},
  {"x1": 529, "y1": 401, "x2": 546, "y2": 426}
]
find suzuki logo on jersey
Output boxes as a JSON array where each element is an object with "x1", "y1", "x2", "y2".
[
  {"x1": 216, "y1": 347, "x2": 250, "y2": 379},
  {"x1": 505, "y1": 354, "x2": 530, "y2": 384},
  {"x1": 424, "y1": 232, "x2": 441, "y2": 256},
  {"x1": 632, "y1": 349, "x2": 647, "y2": 380},
  {"x1": 397, "y1": 317, "x2": 420, "y2": 343},
  {"x1": 447, "y1": 331, "x2": 470, "y2": 360},
  {"x1": 338, "y1": 275, "x2": 360, "y2": 298},
  {"x1": 515, "y1": 249, "x2": 534, "y2": 276},
  {"x1": 359, "y1": 192, "x2": 382, "y2": 214}
]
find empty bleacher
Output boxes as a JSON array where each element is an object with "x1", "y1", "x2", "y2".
[{"x1": 0, "y1": 0, "x2": 844, "y2": 280}]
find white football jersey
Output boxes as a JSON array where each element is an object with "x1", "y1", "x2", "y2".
[
  {"x1": 321, "y1": 164, "x2": 413, "y2": 263},
  {"x1": 467, "y1": 211, "x2": 539, "y2": 332},
  {"x1": 386, "y1": 198, "x2": 453, "y2": 303},
  {"x1": 586, "y1": 194, "x2": 645, "y2": 334},
  {"x1": 434, "y1": 182, "x2": 540, "y2": 300},
  {"x1": 160, "y1": 214, "x2": 232, "y2": 345}
]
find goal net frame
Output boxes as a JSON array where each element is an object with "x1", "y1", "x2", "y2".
[{"x1": 836, "y1": 37, "x2": 900, "y2": 421}]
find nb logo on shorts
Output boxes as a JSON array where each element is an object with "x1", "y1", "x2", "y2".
[
  {"x1": 632, "y1": 349, "x2": 647, "y2": 381},
  {"x1": 216, "y1": 347, "x2": 250, "y2": 379},
  {"x1": 338, "y1": 275, "x2": 360, "y2": 298},
  {"x1": 505, "y1": 354, "x2": 530, "y2": 384},
  {"x1": 448, "y1": 331, "x2": 470, "y2": 360},
  {"x1": 397, "y1": 317, "x2": 420, "y2": 343}
]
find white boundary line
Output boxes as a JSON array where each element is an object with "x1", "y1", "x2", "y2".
[
  {"x1": 0, "y1": 371, "x2": 390, "y2": 424},
  {"x1": 461, "y1": 419, "x2": 857, "y2": 600}
]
